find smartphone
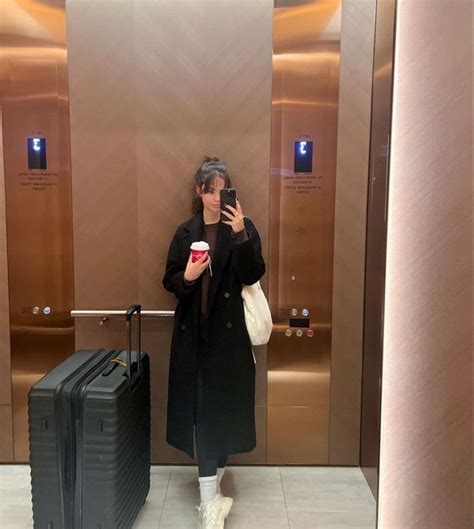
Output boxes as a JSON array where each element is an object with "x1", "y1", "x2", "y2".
[{"x1": 220, "y1": 188, "x2": 237, "y2": 222}]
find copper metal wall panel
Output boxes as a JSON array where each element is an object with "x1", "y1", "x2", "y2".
[
  {"x1": 0, "y1": 406, "x2": 14, "y2": 462},
  {"x1": 329, "y1": 0, "x2": 376, "y2": 465},
  {"x1": 378, "y1": 1, "x2": 472, "y2": 528},
  {"x1": 267, "y1": 0, "x2": 341, "y2": 464},
  {"x1": 66, "y1": 0, "x2": 273, "y2": 464},
  {"x1": 268, "y1": 405, "x2": 329, "y2": 463},
  {"x1": 0, "y1": 104, "x2": 14, "y2": 461},
  {"x1": 1, "y1": 0, "x2": 75, "y2": 461},
  {"x1": 66, "y1": 0, "x2": 138, "y2": 310},
  {"x1": 12, "y1": 405, "x2": 29, "y2": 462},
  {"x1": 134, "y1": 0, "x2": 272, "y2": 309},
  {"x1": 0, "y1": 107, "x2": 12, "y2": 408}
]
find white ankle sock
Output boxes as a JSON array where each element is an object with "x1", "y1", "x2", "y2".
[
  {"x1": 198, "y1": 475, "x2": 217, "y2": 504},
  {"x1": 216, "y1": 467, "x2": 225, "y2": 494}
]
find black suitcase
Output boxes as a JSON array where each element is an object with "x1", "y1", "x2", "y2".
[{"x1": 28, "y1": 304, "x2": 151, "y2": 529}]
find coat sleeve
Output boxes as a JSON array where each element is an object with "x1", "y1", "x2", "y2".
[
  {"x1": 162, "y1": 227, "x2": 199, "y2": 300},
  {"x1": 231, "y1": 217, "x2": 266, "y2": 286}
]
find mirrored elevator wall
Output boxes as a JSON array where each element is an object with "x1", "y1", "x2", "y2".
[
  {"x1": 0, "y1": 0, "x2": 378, "y2": 465},
  {"x1": 0, "y1": 0, "x2": 75, "y2": 461},
  {"x1": 65, "y1": 0, "x2": 273, "y2": 465}
]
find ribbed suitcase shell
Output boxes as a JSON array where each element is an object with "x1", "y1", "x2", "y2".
[{"x1": 28, "y1": 348, "x2": 151, "y2": 529}]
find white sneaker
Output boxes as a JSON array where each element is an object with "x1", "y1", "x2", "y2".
[
  {"x1": 217, "y1": 492, "x2": 233, "y2": 515},
  {"x1": 195, "y1": 494, "x2": 233, "y2": 529}
]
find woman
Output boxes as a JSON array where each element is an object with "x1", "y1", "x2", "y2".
[{"x1": 162, "y1": 157, "x2": 265, "y2": 529}]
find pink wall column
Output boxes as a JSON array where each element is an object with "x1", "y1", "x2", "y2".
[{"x1": 378, "y1": 1, "x2": 472, "y2": 528}]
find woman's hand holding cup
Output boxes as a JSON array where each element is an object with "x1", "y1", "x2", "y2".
[{"x1": 184, "y1": 241, "x2": 211, "y2": 282}]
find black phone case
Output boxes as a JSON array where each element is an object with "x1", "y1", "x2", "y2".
[{"x1": 220, "y1": 189, "x2": 237, "y2": 221}]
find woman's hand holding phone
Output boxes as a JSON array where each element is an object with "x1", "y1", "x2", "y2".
[
  {"x1": 184, "y1": 252, "x2": 210, "y2": 283},
  {"x1": 221, "y1": 199, "x2": 245, "y2": 234}
]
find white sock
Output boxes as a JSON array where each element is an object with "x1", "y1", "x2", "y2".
[
  {"x1": 216, "y1": 467, "x2": 225, "y2": 494},
  {"x1": 198, "y1": 475, "x2": 217, "y2": 504}
]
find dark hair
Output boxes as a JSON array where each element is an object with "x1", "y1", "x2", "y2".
[{"x1": 191, "y1": 156, "x2": 232, "y2": 214}]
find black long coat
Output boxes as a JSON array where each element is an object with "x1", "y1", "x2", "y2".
[{"x1": 162, "y1": 212, "x2": 265, "y2": 459}]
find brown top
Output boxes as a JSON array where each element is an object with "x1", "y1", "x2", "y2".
[
  {"x1": 201, "y1": 221, "x2": 219, "y2": 316},
  {"x1": 201, "y1": 222, "x2": 249, "y2": 316}
]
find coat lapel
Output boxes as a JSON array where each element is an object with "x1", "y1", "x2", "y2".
[{"x1": 182, "y1": 213, "x2": 204, "y2": 251}]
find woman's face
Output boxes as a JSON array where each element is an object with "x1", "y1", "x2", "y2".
[{"x1": 197, "y1": 176, "x2": 226, "y2": 215}]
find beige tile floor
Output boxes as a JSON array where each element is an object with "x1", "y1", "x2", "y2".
[{"x1": 0, "y1": 464, "x2": 376, "y2": 529}]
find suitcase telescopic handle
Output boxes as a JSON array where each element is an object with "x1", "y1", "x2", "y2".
[{"x1": 126, "y1": 304, "x2": 141, "y2": 386}]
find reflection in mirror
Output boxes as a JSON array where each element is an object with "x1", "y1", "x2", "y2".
[
  {"x1": 0, "y1": 0, "x2": 397, "y2": 528},
  {"x1": 269, "y1": 0, "x2": 395, "y2": 528}
]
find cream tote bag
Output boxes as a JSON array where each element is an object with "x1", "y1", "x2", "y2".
[{"x1": 241, "y1": 281, "x2": 273, "y2": 346}]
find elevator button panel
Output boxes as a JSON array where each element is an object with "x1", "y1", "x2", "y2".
[
  {"x1": 289, "y1": 318, "x2": 309, "y2": 328},
  {"x1": 284, "y1": 315, "x2": 314, "y2": 337}
]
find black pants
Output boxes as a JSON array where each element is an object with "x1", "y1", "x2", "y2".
[
  {"x1": 195, "y1": 418, "x2": 228, "y2": 477},
  {"x1": 195, "y1": 329, "x2": 228, "y2": 477}
]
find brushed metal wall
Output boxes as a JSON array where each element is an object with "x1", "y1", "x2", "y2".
[
  {"x1": 378, "y1": 1, "x2": 472, "y2": 528},
  {"x1": 0, "y1": 0, "x2": 75, "y2": 462},
  {"x1": 66, "y1": 0, "x2": 273, "y2": 464},
  {"x1": 0, "y1": 106, "x2": 14, "y2": 461},
  {"x1": 330, "y1": 0, "x2": 376, "y2": 466},
  {"x1": 267, "y1": 0, "x2": 341, "y2": 464}
]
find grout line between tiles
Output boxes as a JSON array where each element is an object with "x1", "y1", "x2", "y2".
[
  {"x1": 156, "y1": 466, "x2": 172, "y2": 529},
  {"x1": 278, "y1": 467, "x2": 292, "y2": 529}
]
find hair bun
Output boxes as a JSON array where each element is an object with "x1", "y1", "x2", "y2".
[
  {"x1": 200, "y1": 156, "x2": 228, "y2": 174},
  {"x1": 202, "y1": 155, "x2": 220, "y2": 163}
]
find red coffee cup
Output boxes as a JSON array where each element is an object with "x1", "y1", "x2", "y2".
[{"x1": 190, "y1": 241, "x2": 210, "y2": 263}]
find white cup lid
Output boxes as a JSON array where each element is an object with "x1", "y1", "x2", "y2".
[{"x1": 190, "y1": 241, "x2": 210, "y2": 251}]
